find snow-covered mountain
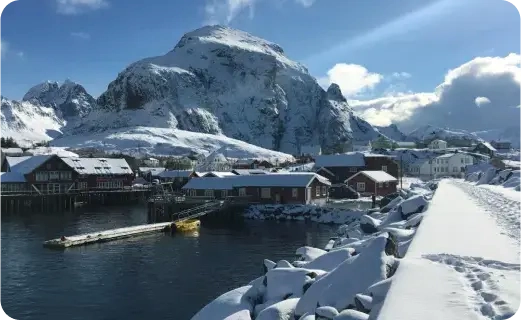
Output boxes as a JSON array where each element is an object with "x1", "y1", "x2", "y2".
[
  {"x1": 70, "y1": 25, "x2": 383, "y2": 154},
  {"x1": 375, "y1": 124, "x2": 407, "y2": 142},
  {"x1": 1, "y1": 97, "x2": 65, "y2": 147},
  {"x1": 406, "y1": 125, "x2": 483, "y2": 146},
  {"x1": 472, "y1": 126, "x2": 520, "y2": 148}
]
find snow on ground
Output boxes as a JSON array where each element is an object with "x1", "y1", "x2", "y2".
[
  {"x1": 24, "y1": 146, "x2": 79, "y2": 157},
  {"x1": 192, "y1": 184, "x2": 437, "y2": 319},
  {"x1": 400, "y1": 177, "x2": 424, "y2": 190},
  {"x1": 51, "y1": 126, "x2": 295, "y2": 161},
  {"x1": 378, "y1": 180, "x2": 520, "y2": 320}
]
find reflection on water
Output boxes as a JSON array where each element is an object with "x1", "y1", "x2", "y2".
[{"x1": 2, "y1": 205, "x2": 335, "y2": 320}]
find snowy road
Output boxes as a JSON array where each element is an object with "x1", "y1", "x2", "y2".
[
  {"x1": 451, "y1": 180, "x2": 520, "y2": 245},
  {"x1": 378, "y1": 180, "x2": 520, "y2": 320}
]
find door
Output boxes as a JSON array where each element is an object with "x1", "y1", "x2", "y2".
[{"x1": 306, "y1": 187, "x2": 311, "y2": 204}]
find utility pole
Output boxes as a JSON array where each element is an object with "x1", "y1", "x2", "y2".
[{"x1": 400, "y1": 154, "x2": 403, "y2": 190}]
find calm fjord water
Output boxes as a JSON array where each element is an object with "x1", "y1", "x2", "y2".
[{"x1": 1, "y1": 206, "x2": 335, "y2": 320}]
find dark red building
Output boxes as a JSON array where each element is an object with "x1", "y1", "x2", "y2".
[{"x1": 345, "y1": 170, "x2": 397, "y2": 197}]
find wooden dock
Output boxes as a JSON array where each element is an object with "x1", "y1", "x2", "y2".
[{"x1": 43, "y1": 222, "x2": 175, "y2": 248}]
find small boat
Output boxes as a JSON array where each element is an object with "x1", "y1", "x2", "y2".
[{"x1": 173, "y1": 219, "x2": 201, "y2": 232}]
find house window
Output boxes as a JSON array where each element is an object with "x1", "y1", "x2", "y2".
[
  {"x1": 381, "y1": 165, "x2": 387, "y2": 172},
  {"x1": 261, "y1": 188, "x2": 271, "y2": 199},
  {"x1": 204, "y1": 189, "x2": 214, "y2": 197},
  {"x1": 60, "y1": 171, "x2": 72, "y2": 180},
  {"x1": 189, "y1": 189, "x2": 197, "y2": 197},
  {"x1": 321, "y1": 186, "x2": 327, "y2": 195},
  {"x1": 378, "y1": 182, "x2": 383, "y2": 188},
  {"x1": 316, "y1": 186, "x2": 320, "y2": 196},
  {"x1": 77, "y1": 182, "x2": 87, "y2": 190},
  {"x1": 349, "y1": 167, "x2": 357, "y2": 172},
  {"x1": 222, "y1": 190, "x2": 228, "y2": 198},
  {"x1": 384, "y1": 182, "x2": 389, "y2": 187},
  {"x1": 239, "y1": 188, "x2": 246, "y2": 197},
  {"x1": 292, "y1": 188, "x2": 298, "y2": 198},
  {"x1": 49, "y1": 171, "x2": 60, "y2": 180},
  {"x1": 356, "y1": 182, "x2": 365, "y2": 191},
  {"x1": 36, "y1": 172, "x2": 49, "y2": 181},
  {"x1": 460, "y1": 158, "x2": 464, "y2": 164}
]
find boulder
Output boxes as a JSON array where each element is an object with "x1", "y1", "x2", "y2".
[
  {"x1": 263, "y1": 259, "x2": 276, "y2": 273},
  {"x1": 359, "y1": 215, "x2": 381, "y2": 234},
  {"x1": 316, "y1": 306, "x2": 339, "y2": 319},
  {"x1": 353, "y1": 294, "x2": 372, "y2": 313},
  {"x1": 399, "y1": 195, "x2": 428, "y2": 220},
  {"x1": 256, "y1": 298, "x2": 299, "y2": 320},
  {"x1": 333, "y1": 310, "x2": 369, "y2": 320},
  {"x1": 296, "y1": 246, "x2": 327, "y2": 262}
]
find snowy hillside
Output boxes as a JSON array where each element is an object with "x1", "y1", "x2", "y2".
[
  {"x1": 1, "y1": 97, "x2": 65, "y2": 147},
  {"x1": 407, "y1": 125, "x2": 483, "y2": 146},
  {"x1": 71, "y1": 25, "x2": 383, "y2": 154},
  {"x1": 51, "y1": 126, "x2": 295, "y2": 160},
  {"x1": 473, "y1": 126, "x2": 520, "y2": 148}
]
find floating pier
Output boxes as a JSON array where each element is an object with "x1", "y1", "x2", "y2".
[{"x1": 43, "y1": 222, "x2": 175, "y2": 248}]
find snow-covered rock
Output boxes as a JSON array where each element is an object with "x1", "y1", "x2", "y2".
[
  {"x1": 191, "y1": 285, "x2": 254, "y2": 320},
  {"x1": 315, "y1": 306, "x2": 339, "y2": 319},
  {"x1": 296, "y1": 247, "x2": 327, "y2": 262},
  {"x1": 398, "y1": 195, "x2": 428, "y2": 219},
  {"x1": 333, "y1": 310, "x2": 368, "y2": 320},
  {"x1": 256, "y1": 298, "x2": 299, "y2": 320},
  {"x1": 295, "y1": 248, "x2": 354, "y2": 272},
  {"x1": 359, "y1": 215, "x2": 381, "y2": 234}
]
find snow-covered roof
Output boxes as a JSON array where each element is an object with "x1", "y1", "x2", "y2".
[
  {"x1": 61, "y1": 158, "x2": 133, "y2": 175},
  {"x1": 139, "y1": 167, "x2": 166, "y2": 174},
  {"x1": 314, "y1": 153, "x2": 365, "y2": 168},
  {"x1": 479, "y1": 142, "x2": 497, "y2": 151},
  {"x1": 158, "y1": 170, "x2": 194, "y2": 178},
  {"x1": 148, "y1": 157, "x2": 158, "y2": 161},
  {"x1": 429, "y1": 139, "x2": 447, "y2": 144},
  {"x1": 0, "y1": 172, "x2": 26, "y2": 183},
  {"x1": 24, "y1": 147, "x2": 79, "y2": 157},
  {"x1": 346, "y1": 170, "x2": 397, "y2": 183},
  {"x1": 182, "y1": 177, "x2": 234, "y2": 190},
  {"x1": 182, "y1": 172, "x2": 330, "y2": 190},
  {"x1": 231, "y1": 169, "x2": 268, "y2": 175},
  {"x1": 6, "y1": 155, "x2": 53, "y2": 174},
  {"x1": 1, "y1": 148, "x2": 23, "y2": 154},
  {"x1": 435, "y1": 153, "x2": 456, "y2": 159},
  {"x1": 203, "y1": 171, "x2": 237, "y2": 178}
]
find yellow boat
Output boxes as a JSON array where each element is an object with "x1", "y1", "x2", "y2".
[{"x1": 174, "y1": 219, "x2": 201, "y2": 232}]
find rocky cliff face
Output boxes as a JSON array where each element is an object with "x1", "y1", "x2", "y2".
[{"x1": 75, "y1": 25, "x2": 382, "y2": 154}]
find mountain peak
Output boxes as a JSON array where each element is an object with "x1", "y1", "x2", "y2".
[{"x1": 327, "y1": 83, "x2": 346, "y2": 102}]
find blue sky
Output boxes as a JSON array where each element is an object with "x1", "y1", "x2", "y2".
[{"x1": 1, "y1": 0, "x2": 519, "y2": 101}]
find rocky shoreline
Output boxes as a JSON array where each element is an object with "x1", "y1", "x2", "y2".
[{"x1": 193, "y1": 181, "x2": 438, "y2": 320}]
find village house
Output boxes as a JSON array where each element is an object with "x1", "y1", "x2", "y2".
[
  {"x1": 60, "y1": 157, "x2": 135, "y2": 190},
  {"x1": 363, "y1": 154, "x2": 399, "y2": 178},
  {"x1": 2, "y1": 155, "x2": 76, "y2": 194},
  {"x1": 490, "y1": 140, "x2": 512, "y2": 151},
  {"x1": 431, "y1": 152, "x2": 474, "y2": 178},
  {"x1": 300, "y1": 145, "x2": 322, "y2": 157},
  {"x1": 428, "y1": 139, "x2": 448, "y2": 150},
  {"x1": 157, "y1": 170, "x2": 197, "y2": 189},
  {"x1": 232, "y1": 159, "x2": 274, "y2": 170},
  {"x1": 313, "y1": 153, "x2": 366, "y2": 184},
  {"x1": 472, "y1": 142, "x2": 496, "y2": 157},
  {"x1": 408, "y1": 158, "x2": 434, "y2": 179},
  {"x1": 181, "y1": 172, "x2": 331, "y2": 205},
  {"x1": 138, "y1": 167, "x2": 166, "y2": 181},
  {"x1": 345, "y1": 170, "x2": 398, "y2": 196},
  {"x1": 143, "y1": 157, "x2": 160, "y2": 167}
]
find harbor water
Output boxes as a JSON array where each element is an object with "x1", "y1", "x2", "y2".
[{"x1": 1, "y1": 205, "x2": 336, "y2": 320}]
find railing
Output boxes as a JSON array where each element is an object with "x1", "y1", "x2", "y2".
[{"x1": 171, "y1": 200, "x2": 223, "y2": 223}]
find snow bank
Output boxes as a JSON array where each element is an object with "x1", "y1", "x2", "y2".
[
  {"x1": 244, "y1": 205, "x2": 365, "y2": 225},
  {"x1": 465, "y1": 164, "x2": 520, "y2": 192},
  {"x1": 377, "y1": 180, "x2": 520, "y2": 320},
  {"x1": 192, "y1": 182, "x2": 437, "y2": 320},
  {"x1": 191, "y1": 285, "x2": 254, "y2": 320}
]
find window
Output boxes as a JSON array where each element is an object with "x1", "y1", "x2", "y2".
[
  {"x1": 292, "y1": 188, "x2": 298, "y2": 198},
  {"x1": 349, "y1": 167, "x2": 357, "y2": 172},
  {"x1": 60, "y1": 171, "x2": 72, "y2": 180},
  {"x1": 378, "y1": 182, "x2": 383, "y2": 188},
  {"x1": 189, "y1": 189, "x2": 197, "y2": 197},
  {"x1": 49, "y1": 171, "x2": 60, "y2": 180},
  {"x1": 445, "y1": 167, "x2": 449, "y2": 173},
  {"x1": 222, "y1": 190, "x2": 228, "y2": 198},
  {"x1": 35, "y1": 172, "x2": 49, "y2": 181},
  {"x1": 204, "y1": 189, "x2": 214, "y2": 197},
  {"x1": 316, "y1": 186, "x2": 320, "y2": 196},
  {"x1": 77, "y1": 182, "x2": 87, "y2": 190},
  {"x1": 381, "y1": 165, "x2": 387, "y2": 172},
  {"x1": 261, "y1": 188, "x2": 271, "y2": 199},
  {"x1": 356, "y1": 182, "x2": 365, "y2": 191},
  {"x1": 384, "y1": 182, "x2": 389, "y2": 187},
  {"x1": 239, "y1": 188, "x2": 246, "y2": 197},
  {"x1": 321, "y1": 186, "x2": 327, "y2": 195},
  {"x1": 461, "y1": 158, "x2": 464, "y2": 164}
]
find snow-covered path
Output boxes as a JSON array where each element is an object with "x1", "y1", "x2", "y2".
[{"x1": 378, "y1": 180, "x2": 520, "y2": 320}]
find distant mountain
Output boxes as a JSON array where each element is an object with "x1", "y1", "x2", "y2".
[
  {"x1": 406, "y1": 125, "x2": 483, "y2": 146},
  {"x1": 375, "y1": 124, "x2": 407, "y2": 142},
  {"x1": 472, "y1": 126, "x2": 520, "y2": 148}
]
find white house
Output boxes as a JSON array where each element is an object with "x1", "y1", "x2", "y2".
[
  {"x1": 428, "y1": 139, "x2": 448, "y2": 150},
  {"x1": 431, "y1": 152, "x2": 474, "y2": 178},
  {"x1": 408, "y1": 159, "x2": 434, "y2": 179},
  {"x1": 143, "y1": 157, "x2": 160, "y2": 167}
]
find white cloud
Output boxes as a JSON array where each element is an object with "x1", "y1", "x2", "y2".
[
  {"x1": 70, "y1": 32, "x2": 91, "y2": 40},
  {"x1": 1, "y1": 40, "x2": 8, "y2": 57},
  {"x1": 474, "y1": 96, "x2": 491, "y2": 107},
  {"x1": 203, "y1": 0, "x2": 317, "y2": 24},
  {"x1": 348, "y1": 53, "x2": 521, "y2": 132},
  {"x1": 390, "y1": 72, "x2": 411, "y2": 79},
  {"x1": 318, "y1": 63, "x2": 383, "y2": 97},
  {"x1": 56, "y1": 0, "x2": 108, "y2": 15}
]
